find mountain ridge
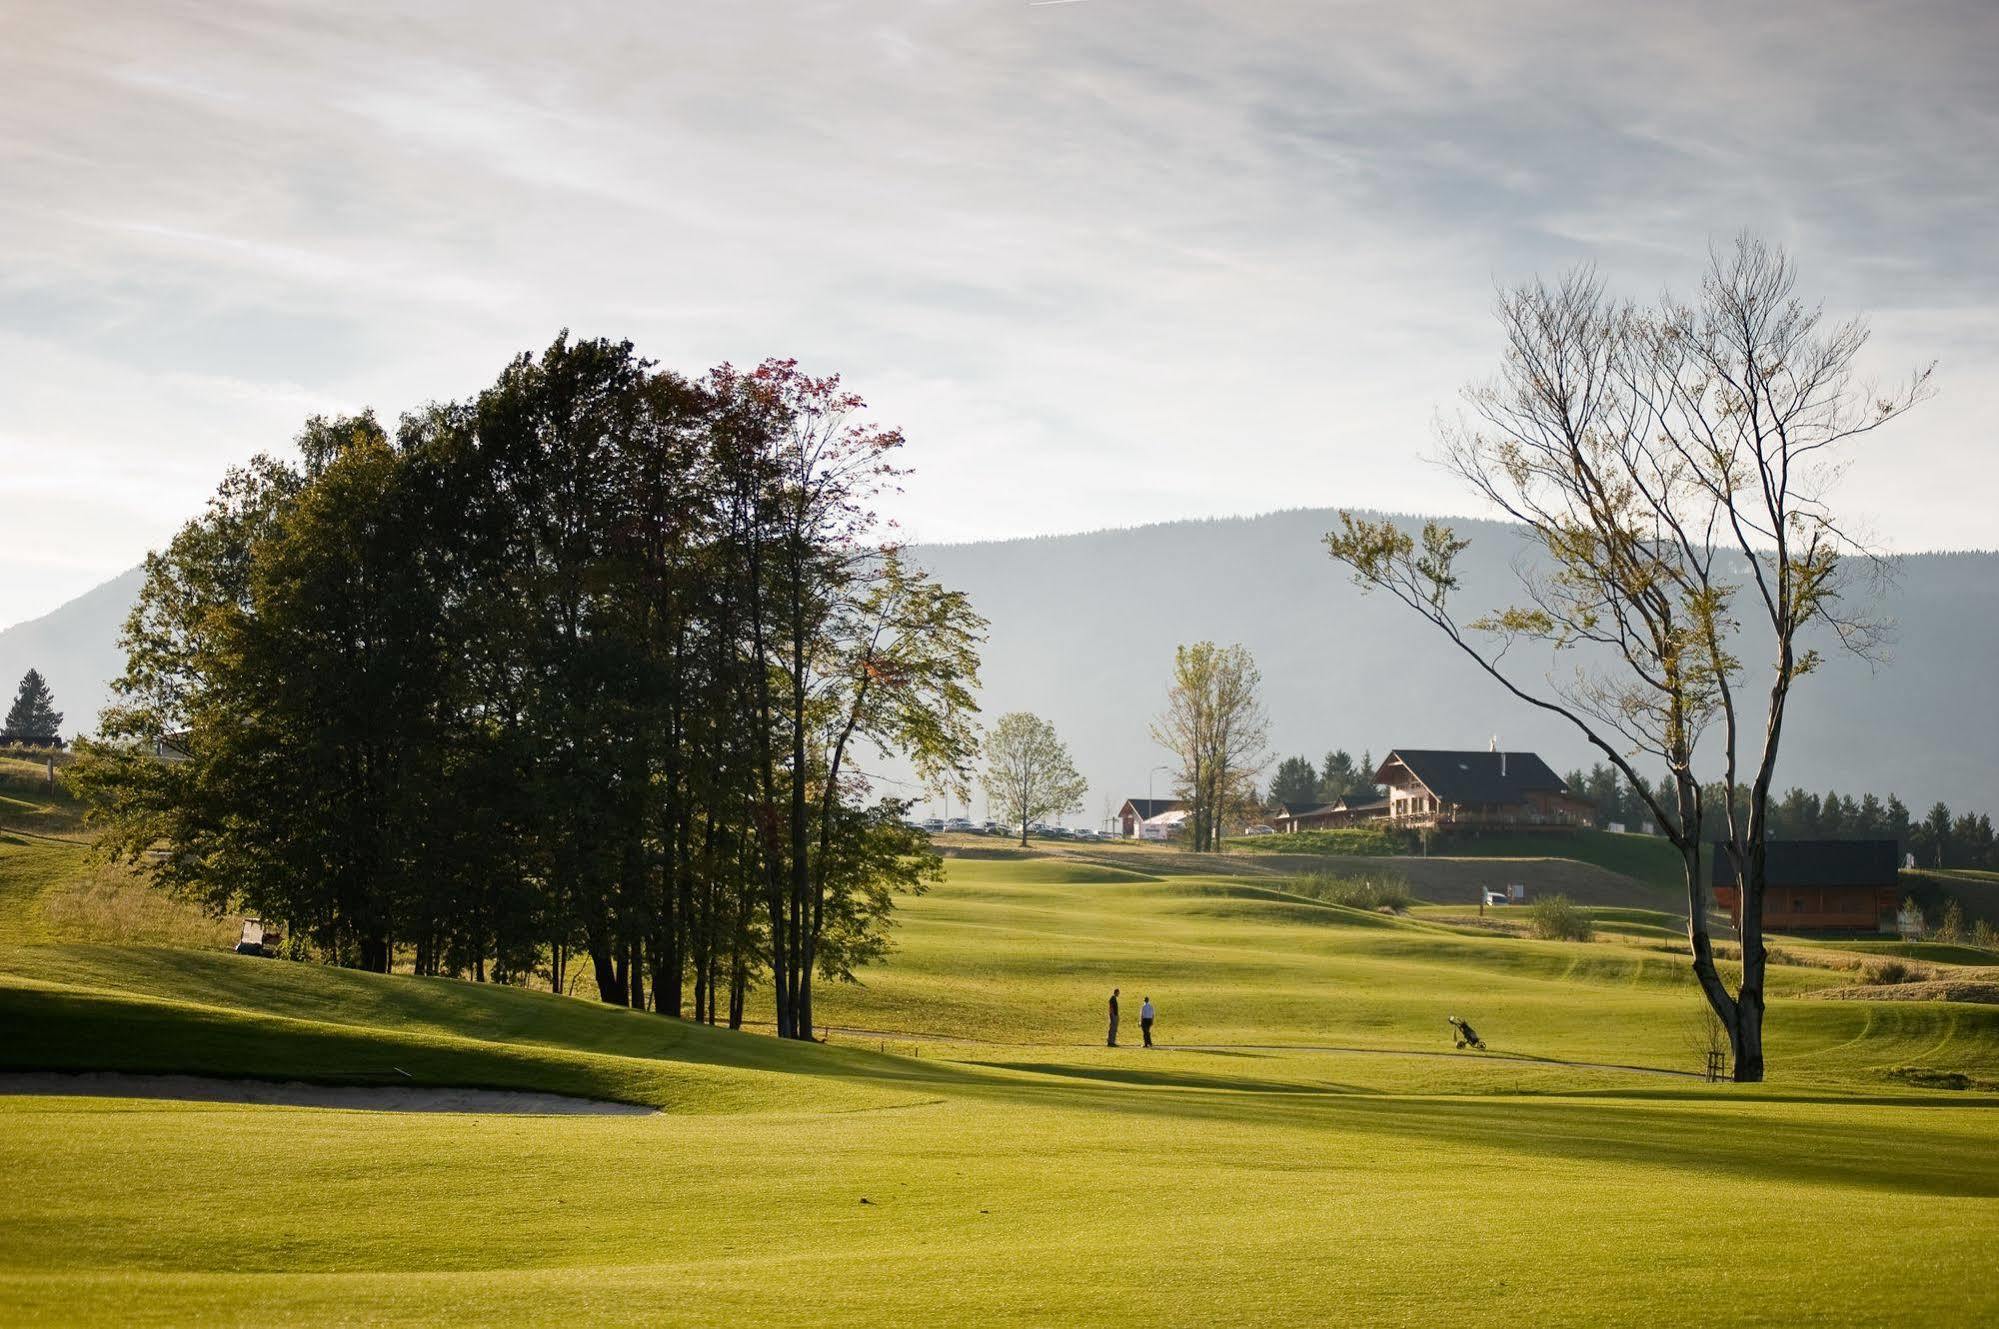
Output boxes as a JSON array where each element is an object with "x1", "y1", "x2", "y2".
[{"x1": 4, "y1": 508, "x2": 1994, "y2": 815}]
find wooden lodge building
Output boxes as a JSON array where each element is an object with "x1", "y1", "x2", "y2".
[
  {"x1": 1270, "y1": 794, "x2": 1390, "y2": 834},
  {"x1": 1373, "y1": 749, "x2": 1592, "y2": 830},
  {"x1": 1711, "y1": 840, "x2": 1902, "y2": 933}
]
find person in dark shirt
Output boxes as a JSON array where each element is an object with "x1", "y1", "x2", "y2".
[{"x1": 1107, "y1": 987, "x2": 1120, "y2": 1047}]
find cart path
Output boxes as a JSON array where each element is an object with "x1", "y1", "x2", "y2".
[
  {"x1": 787, "y1": 1021, "x2": 1704, "y2": 1080},
  {"x1": 0, "y1": 1071, "x2": 658, "y2": 1114}
]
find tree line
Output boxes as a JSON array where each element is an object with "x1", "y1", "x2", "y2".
[
  {"x1": 1266, "y1": 749, "x2": 1381, "y2": 809},
  {"x1": 1562, "y1": 760, "x2": 1999, "y2": 871},
  {"x1": 74, "y1": 337, "x2": 983, "y2": 1038}
]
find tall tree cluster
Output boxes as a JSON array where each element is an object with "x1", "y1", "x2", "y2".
[
  {"x1": 74, "y1": 338, "x2": 983, "y2": 1038},
  {"x1": 1267, "y1": 748, "x2": 1380, "y2": 808},
  {"x1": 1152, "y1": 642, "x2": 1269, "y2": 851}
]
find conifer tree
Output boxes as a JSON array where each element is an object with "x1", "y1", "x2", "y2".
[{"x1": 4, "y1": 669, "x2": 62, "y2": 739}]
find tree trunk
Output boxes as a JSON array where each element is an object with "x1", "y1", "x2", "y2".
[
  {"x1": 1733, "y1": 868, "x2": 1768, "y2": 1083},
  {"x1": 589, "y1": 937, "x2": 625, "y2": 1006},
  {"x1": 1732, "y1": 988, "x2": 1766, "y2": 1083},
  {"x1": 357, "y1": 930, "x2": 391, "y2": 973}
]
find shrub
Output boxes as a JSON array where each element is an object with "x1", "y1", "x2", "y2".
[
  {"x1": 1289, "y1": 870, "x2": 1413, "y2": 913},
  {"x1": 1935, "y1": 899, "x2": 1967, "y2": 945},
  {"x1": 1527, "y1": 894, "x2": 1594, "y2": 942},
  {"x1": 1973, "y1": 919, "x2": 1998, "y2": 952},
  {"x1": 1863, "y1": 959, "x2": 1914, "y2": 986}
]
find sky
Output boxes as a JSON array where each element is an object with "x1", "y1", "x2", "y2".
[{"x1": 3, "y1": 0, "x2": 1996, "y2": 630}]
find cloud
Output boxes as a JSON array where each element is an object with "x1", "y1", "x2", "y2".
[{"x1": 1, "y1": 0, "x2": 1995, "y2": 627}]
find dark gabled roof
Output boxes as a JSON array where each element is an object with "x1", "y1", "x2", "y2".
[
  {"x1": 1337, "y1": 795, "x2": 1390, "y2": 813},
  {"x1": 1275, "y1": 801, "x2": 1330, "y2": 818},
  {"x1": 1121, "y1": 798, "x2": 1184, "y2": 819},
  {"x1": 1376, "y1": 750, "x2": 1568, "y2": 805},
  {"x1": 1712, "y1": 840, "x2": 1901, "y2": 890}
]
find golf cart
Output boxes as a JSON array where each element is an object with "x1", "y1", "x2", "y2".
[{"x1": 234, "y1": 918, "x2": 281, "y2": 957}]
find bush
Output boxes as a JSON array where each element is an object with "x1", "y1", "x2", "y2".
[
  {"x1": 1863, "y1": 959, "x2": 1915, "y2": 986},
  {"x1": 1289, "y1": 870, "x2": 1413, "y2": 913},
  {"x1": 1935, "y1": 899, "x2": 1967, "y2": 945},
  {"x1": 1527, "y1": 894, "x2": 1594, "y2": 942}
]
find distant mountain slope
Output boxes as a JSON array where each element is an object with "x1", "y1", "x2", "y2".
[
  {"x1": 904, "y1": 508, "x2": 1999, "y2": 819},
  {"x1": 0, "y1": 566, "x2": 143, "y2": 740},
  {"x1": 4, "y1": 510, "x2": 1994, "y2": 813}
]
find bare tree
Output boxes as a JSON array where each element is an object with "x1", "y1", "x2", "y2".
[
  {"x1": 981, "y1": 712, "x2": 1088, "y2": 846},
  {"x1": 1152, "y1": 642, "x2": 1270, "y2": 852},
  {"x1": 1326, "y1": 235, "x2": 1930, "y2": 1081}
]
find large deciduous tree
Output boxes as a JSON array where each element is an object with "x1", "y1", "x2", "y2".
[
  {"x1": 982, "y1": 712, "x2": 1088, "y2": 845},
  {"x1": 1152, "y1": 642, "x2": 1269, "y2": 852},
  {"x1": 1326, "y1": 236, "x2": 1930, "y2": 1081}
]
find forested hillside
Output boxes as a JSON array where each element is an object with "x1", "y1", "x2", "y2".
[
  {"x1": 906, "y1": 509, "x2": 1999, "y2": 819},
  {"x1": 6, "y1": 508, "x2": 1996, "y2": 814}
]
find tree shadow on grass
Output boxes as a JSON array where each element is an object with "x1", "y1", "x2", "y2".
[{"x1": 942, "y1": 1059, "x2": 1999, "y2": 1199}]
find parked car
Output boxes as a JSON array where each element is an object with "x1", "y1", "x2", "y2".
[
  {"x1": 945, "y1": 817, "x2": 975, "y2": 833},
  {"x1": 1242, "y1": 825, "x2": 1277, "y2": 836}
]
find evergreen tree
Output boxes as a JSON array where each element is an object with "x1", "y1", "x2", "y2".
[
  {"x1": 1269, "y1": 755, "x2": 1320, "y2": 808},
  {"x1": 1921, "y1": 802, "x2": 1953, "y2": 869},
  {"x1": 1317, "y1": 748, "x2": 1378, "y2": 802},
  {"x1": 1884, "y1": 794, "x2": 1913, "y2": 847},
  {"x1": 3, "y1": 669, "x2": 63, "y2": 739}
]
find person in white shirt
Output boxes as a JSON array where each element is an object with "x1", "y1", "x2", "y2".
[{"x1": 1140, "y1": 996, "x2": 1155, "y2": 1048}]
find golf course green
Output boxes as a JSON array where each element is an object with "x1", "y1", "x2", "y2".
[{"x1": 4, "y1": 804, "x2": 1998, "y2": 1324}]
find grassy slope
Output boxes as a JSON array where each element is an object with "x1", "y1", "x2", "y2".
[{"x1": 5, "y1": 841, "x2": 1999, "y2": 1324}]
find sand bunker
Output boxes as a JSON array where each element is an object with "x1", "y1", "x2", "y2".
[{"x1": 0, "y1": 1071, "x2": 656, "y2": 1115}]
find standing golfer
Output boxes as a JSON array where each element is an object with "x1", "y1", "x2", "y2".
[
  {"x1": 1140, "y1": 996, "x2": 1155, "y2": 1048},
  {"x1": 1107, "y1": 987, "x2": 1120, "y2": 1047}
]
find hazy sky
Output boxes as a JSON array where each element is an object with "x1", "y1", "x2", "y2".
[{"x1": 4, "y1": 0, "x2": 1996, "y2": 628}]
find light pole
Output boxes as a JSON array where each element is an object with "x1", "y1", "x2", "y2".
[{"x1": 1146, "y1": 764, "x2": 1170, "y2": 839}]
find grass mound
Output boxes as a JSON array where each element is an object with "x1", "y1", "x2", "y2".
[{"x1": 1226, "y1": 827, "x2": 1404, "y2": 856}]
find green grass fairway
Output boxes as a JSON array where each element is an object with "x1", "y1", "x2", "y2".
[{"x1": 5, "y1": 840, "x2": 1999, "y2": 1324}]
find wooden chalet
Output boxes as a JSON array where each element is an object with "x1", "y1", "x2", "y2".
[
  {"x1": 1116, "y1": 798, "x2": 1185, "y2": 838},
  {"x1": 1374, "y1": 749, "x2": 1592, "y2": 830},
  {"x1": 1270, "y1": 794, "x2": 1390, "y2": 834},
  {"x1": 1711, "y1": 840, "x2": 1901, "y2": 933}
]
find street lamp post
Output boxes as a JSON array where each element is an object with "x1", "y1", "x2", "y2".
[{"x1": 1145, "y1": 764, "x2": 1170, "y2": 840}]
